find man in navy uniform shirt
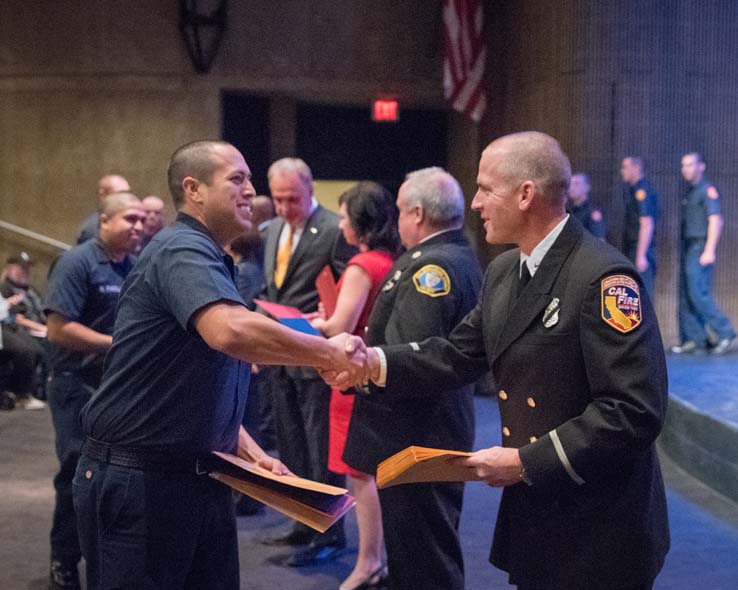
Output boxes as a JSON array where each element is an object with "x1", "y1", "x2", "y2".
[
  {"x1": 76, "y1": 174, "x2": 131, "y2": 244},
  {"x1": 74, "y1": 141, "x2": 364, "y2": 590},
  {"x1": 329, "y1": 132, "x2": 669, "y2": 590},
  {"x1": 620, "y1": 156, "x2": 659, "y2": 295},
  {"x1": 45, "y1": 192, "x2": 145, "y2": 589},
  {"x1": 567, "y1": 173, "x2": 605, "y2": 239},
  {"x1": 671, "y1": 152, "x2": 737, "y2": 355}
]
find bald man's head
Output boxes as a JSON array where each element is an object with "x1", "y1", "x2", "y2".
[
  {"x1": 141, "y1": 195, "x2": 165, "y2": 236},
  {"x1": 485, "y1": 131, "x2": 571, "y2": 207},
  {"x1": 97, "y1": 175, "x2": 130, "y2": 203}
]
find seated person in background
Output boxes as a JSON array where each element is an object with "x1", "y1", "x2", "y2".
[
  {"x1": 0, "y1": 293, "x2": 44, "y2": 410},
  {"x1": 1, "y1": 252, "x2": 49, "y2": 400},
  {"x1": 309, "y1": 181, "x2": 400, "y2": 590},
  {"x1": 1, "y1": 251, "x2": 47, "y2": 329}
]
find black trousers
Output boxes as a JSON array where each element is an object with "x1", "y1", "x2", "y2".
[
  {"x1": 269, "y1": 367, "x2": 344, "y2": 538},
  {"x1": 379, "y1": 481, "x2": 466, "y2": 590},
  {"x1": 73, "y1": 455, "x2": 238, "y2": 590},
  {"x1": 0, "y1": 324, "x2": 40, "y2": 394},
  {"x1": 47, "y1": 371, "x2": 97, "y2": 565}
]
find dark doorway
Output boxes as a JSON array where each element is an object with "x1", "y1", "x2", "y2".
[
  {"x1": 297, "y1": 102, "x2": 448, "y2": 194},
  {"x1": 221, "y1": 93, "x2": 271, "y2": 195}
]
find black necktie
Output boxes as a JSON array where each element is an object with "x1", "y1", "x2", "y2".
[{"x1": 517, "y1": 263, "x2": 532, "y2": 298}]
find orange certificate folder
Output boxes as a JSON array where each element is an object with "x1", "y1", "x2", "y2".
[
  {"x1": 315, "y1": 265, "x2": 338, "y2": 319},
  {"x1": 207, "y1": 452, "x2": 355, "y2": 533},
  {"x1": 376, "y1": 446, "x2": 480, "y2": 489}
]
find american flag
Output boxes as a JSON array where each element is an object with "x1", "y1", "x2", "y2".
[{"x1": 443, "y1": 0, "x2": 487, "y2": 123}]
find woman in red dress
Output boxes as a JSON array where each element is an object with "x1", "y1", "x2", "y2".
[{"x1": 311, "y1": 182, "x2": 400, "y2": 590}]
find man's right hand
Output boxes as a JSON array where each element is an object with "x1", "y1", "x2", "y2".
[
  {"x1": 321, "y1": 333, "x2": 368, "y2": 388},
  {"x1": 320, "y1": 336, "x2": 382, "y2": 390}
]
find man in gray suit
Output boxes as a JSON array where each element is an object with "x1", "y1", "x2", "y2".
[{"x1": 261, "y1": 158, "x2": 356, "y2": 565}]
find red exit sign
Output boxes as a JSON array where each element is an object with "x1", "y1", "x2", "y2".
[{"x1": 372, "y1": 99, "x2": 399, "y2": 122}]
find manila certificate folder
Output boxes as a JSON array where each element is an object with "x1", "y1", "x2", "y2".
[
  {"x1": 376, "y1": 446, "x2": 480, "y2": 489},
  {"x1": 207, "y1": 451, "x2": 355, "y2": 533}
]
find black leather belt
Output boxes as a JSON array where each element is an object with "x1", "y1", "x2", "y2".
[{"x1": 82, "y1": 437, "x2": 206, "y2": 474}]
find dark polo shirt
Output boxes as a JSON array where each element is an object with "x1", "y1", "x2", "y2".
[
  {"x1": 81, "y1": 213, "x2": 249, "y2": 455},
  {"x1": 45, "y1": 238, "x2": 135, "y2": 376}
]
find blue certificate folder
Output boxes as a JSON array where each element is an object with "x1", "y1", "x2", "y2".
[{"x1": 279, "y1": 317, "x2": 321, "y2": 336}]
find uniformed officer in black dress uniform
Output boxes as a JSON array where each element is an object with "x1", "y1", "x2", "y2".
[
  {"x1": 620, "y1": 156, "x2": 659, "y2": 295},
  {"x1": 671, "y1": 152, "x2": 737, "y2": 355},
  {"x1": 73, "y1": 141, "x2": 365, "y2": 590},
  {"x1": 567, "y1": 173, "x2": 605, "y2": 238},
  {"x1": 343, "y1": 167, "x2": 482, "y2": 590},
  {"x1": 45, "y1": 192, "x2": 145, "y2": 589},
  {"x1": 332, "y1": 132, "x2": 670, "y2": 590}
]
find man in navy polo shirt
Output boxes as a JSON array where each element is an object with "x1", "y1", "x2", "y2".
[
  {"x1": 620, "y1": 156, "x2": 659, "y2": 295},
  {"x1": 45, "y1": 192, "x2": 145, "y2": 590},
  {"x1": 73, "y1": 141, "x2": 365, "y2": 590}
]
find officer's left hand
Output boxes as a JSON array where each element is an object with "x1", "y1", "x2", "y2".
[
  {"x1": 458, "y1": 446, "x2": 524, "y2": 487},
  {"x1": 699, "y1": 251, "x2": 716, "y2": 266}
]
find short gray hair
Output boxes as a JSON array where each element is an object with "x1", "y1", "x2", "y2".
[
  {"x1": 492, "y1": 132, "x2": 571, "y2": 206},
  {"x1": 267, "y1": 158, "x2": 313, "y2": 186},
  {"x1": 402, "y1": 167, "x2": 465, "y2": 229}
]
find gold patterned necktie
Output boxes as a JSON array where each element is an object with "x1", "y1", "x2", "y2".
[{"x1": 274, "y1": 226, "x2": 293, "y2": 289}]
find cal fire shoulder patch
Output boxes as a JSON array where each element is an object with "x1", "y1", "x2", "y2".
[
  {"x1": 413, "y1": 264, "x2": 451, "y2": 297},
  {"x1": 601, "y1": 274, "x2": 642, "y2": 333},
  {"x1": 635, "y1": 189, "x2": 646, "y2": 202},
  {"x1": 707, "y1": 186, "x2": 720, "y2": 200}
]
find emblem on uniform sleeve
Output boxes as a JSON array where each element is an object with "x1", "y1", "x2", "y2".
[
  {"x1": 635, "y1": 189, "x2": 646, "y2": 202},
  {"x1": 601, "y1": 275, "x2": 642, "y2": 333},
  {"x1": 412, "y1": 265, "x2": 451, "y2": 297},
  {"x1": 707, "y1": 186, "x2": 719, "y2": 200}
]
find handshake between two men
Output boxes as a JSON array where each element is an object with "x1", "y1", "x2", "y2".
[
  {"x1": 319, "y1": 333, "x2": 377, "y2": 391},
  {"x1": 317, "y1": 332, "x2": 526, "y2": 489}
]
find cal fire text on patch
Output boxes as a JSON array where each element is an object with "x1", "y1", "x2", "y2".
[{"x1": 601, "y1": 275, "x2": 642, "y2": 333}]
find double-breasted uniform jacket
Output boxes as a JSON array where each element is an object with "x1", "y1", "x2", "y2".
[
  {"x1": 380, "y1": 217, "x2": 670, "y2": 590},
  {"x1": 343, "y1": 229, "x2": 481, "y2": 473},
  {"x1": 262, "y1": 205, "x2": 355, "y2": 379}
]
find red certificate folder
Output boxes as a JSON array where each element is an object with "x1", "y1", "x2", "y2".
[
  {"x1": 315, "y1": 266, "x2": 338, "y2": 319},
  {"x1": 253, "y1": 299, "x2": 321, "y2": 336},
  {"x1": 253, "y1": 299, "x2": 304, "y2": 319}
]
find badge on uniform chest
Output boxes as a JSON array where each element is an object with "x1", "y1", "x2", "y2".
[
  {"x1": 382, "y1": 269, "x2": 402, "y2": 292},
  {"x1": 542, "y1": 297, "x2": 560, "y2": 328}
]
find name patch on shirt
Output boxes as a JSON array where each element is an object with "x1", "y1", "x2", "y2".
[
  {"x1": 98, "y1": 284, "x2": 122, "y2": 294},
  {"x1": 601, "y1": 275, "x2": 642, "y2": 333},
  {"x1": 413, "y1": 265, "x2": 451, "y2": 297}
]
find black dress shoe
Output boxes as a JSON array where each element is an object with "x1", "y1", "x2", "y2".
[
  {"x1": 261, "y1": 528, "x2": 315, "y2": 546},
  {"x1": 285, "y1": 537, "x2": 346, "y2": 567},
  {"x1": 49, "y1": 560, "x2": 80, "y2": 590}
]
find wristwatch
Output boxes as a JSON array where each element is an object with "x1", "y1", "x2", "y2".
[{"x1": 520, "y1": 465, "x2": 533, "y2": 486}]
